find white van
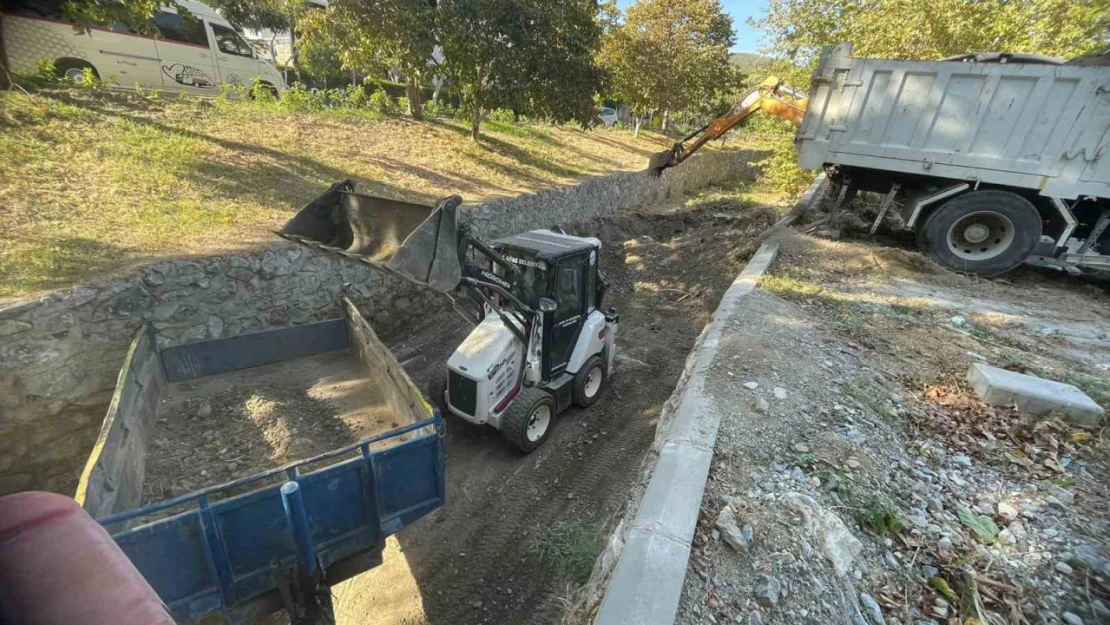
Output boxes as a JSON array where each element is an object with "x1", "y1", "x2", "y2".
[{"x1": 1, "y1": 0, "x2": 285, "y2": 95}]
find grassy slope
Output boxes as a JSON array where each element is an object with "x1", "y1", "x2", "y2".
[{"x1": 0, "y1": 85, "x2": 752, "y2": 297}]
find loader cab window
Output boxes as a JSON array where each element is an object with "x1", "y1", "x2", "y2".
[{"x1": 555, "y1": 264, "x2": 582, "y2": 319}]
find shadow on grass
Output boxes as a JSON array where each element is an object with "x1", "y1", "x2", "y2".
[
  {"x1": 427, "y1": 118, "x2": 588, "y2": 184},
  {"x1": 0, "y1": 235, "x2": 133, "y2": 296},
  {"x1": 39, "y1": 90, "x2": 442, "y2": 210}
]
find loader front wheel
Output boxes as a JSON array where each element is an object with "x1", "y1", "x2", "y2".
[
  {"x1": 502, "y1": 388, "x2": 556, "y2": 453},
  {"x1": 919, "y1": 190, "x2": 1041, "y2": 276},
  {"x1": 572, "y1": 356, "x2": 607, "y2": 407}
]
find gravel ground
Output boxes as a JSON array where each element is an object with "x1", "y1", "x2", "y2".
[{"x1": 674, "y1": 239, "x2": 1109, "y2": 625}]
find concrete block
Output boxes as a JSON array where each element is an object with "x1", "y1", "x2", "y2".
[
  {"x1": 634, "y1": 442, "x2": 713, "y2": 543},
  {"x1": 594, "y1": 528, "x2": 691, "y2": 625},
  {"x1": 967, "y1": 363, "x2": 1105, "y2": 426}
]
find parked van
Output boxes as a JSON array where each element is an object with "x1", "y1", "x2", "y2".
[{"x1": 1, "y1": 0, "x2": 285, "y2": 95}]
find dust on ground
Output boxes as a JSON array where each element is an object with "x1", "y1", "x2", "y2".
[{"x1": 675, "y1": 217, "x2": 1109, "y2": 625}]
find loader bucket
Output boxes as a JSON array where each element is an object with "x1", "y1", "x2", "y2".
[{"x1": 276, "y1": 180, "x2": 464, "y2": 292}]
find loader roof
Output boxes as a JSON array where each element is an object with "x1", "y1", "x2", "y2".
[{"x1": 492, "y1": 229, "x2": 599, "y2": 262}]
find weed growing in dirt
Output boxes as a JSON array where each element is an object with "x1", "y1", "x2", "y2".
[
  {"x1": 843, "y1": 375, "x2": 895, "y2": 419},
  {"x1": 858, "y1": 494, "x2": 904, "y2": 536},
  {"x1": 531, "y1": 519, "x2": 604, "y2": 585}
]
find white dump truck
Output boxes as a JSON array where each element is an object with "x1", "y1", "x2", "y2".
[
  {"x1": 797, "y1": 43, "x2": 1109, "y2": 276},
  {"x1": 650, "y1": 44, "x2": 1109, "y2": 276}
]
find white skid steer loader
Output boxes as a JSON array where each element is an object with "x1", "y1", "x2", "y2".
[{"x1": 276, "y1": 181, "x2": 618, "y2": 452}]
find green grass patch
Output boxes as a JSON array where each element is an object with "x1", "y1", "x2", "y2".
[{"x1": 531, "y1": 518, "x2": 604, "y2": 585}]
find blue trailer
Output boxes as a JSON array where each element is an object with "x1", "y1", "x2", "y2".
[{"x1": 75, "y1": 298, "x2": 445, "y2": 624}]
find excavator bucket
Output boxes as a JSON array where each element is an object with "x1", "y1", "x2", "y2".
[{"x1": 276, "y1": 181, "x2": 464, "y2": 292}]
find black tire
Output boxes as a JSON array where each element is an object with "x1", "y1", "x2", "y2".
[
  {"x1": 918, "y1": 190, "x2": 1042, "y2": 276},
  {"x1": 572, "y1": 355, "x2": 607, "y2": 407},
  {"x1": 55, "y1": 58, "x2": 98, "y2": 83},
  {"x1": 251, "y1": 82, "x2": 279, "y2": 99},
  {"x1": 428, "y1": 371, "x2": 448, "y2": 416},
  {"x1": 501, "y1": 387, "x2": 556, "y2": 453}
]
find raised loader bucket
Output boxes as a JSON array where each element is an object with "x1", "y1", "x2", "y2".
[{"x1": 276, "y1": 181, "x2": 464, "y2": 292}]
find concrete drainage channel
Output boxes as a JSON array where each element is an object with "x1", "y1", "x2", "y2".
[{"x1": 588, "y1": 174, "x2": 828, "y2": 625}]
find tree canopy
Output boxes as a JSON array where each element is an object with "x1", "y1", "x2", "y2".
[
  {"x1": 297, "y1": 0, "x2": 437, "y2": 118},
  {"x1": 597, "y1": 0, "x2": 735, "y2": 129},
  {"x1": 752, "y1": 0, "x2": 1110, "y2": 67}
]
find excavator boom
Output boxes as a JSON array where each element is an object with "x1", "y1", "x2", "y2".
[{"x1": 647, "y1": 77, "x2": 808, "y2": 175}]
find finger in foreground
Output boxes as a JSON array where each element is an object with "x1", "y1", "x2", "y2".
[{"x1": 0, "y1": 491, "x2": 174, "y2": 625}]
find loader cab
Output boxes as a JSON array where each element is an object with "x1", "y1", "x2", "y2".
[{"x1": 491, "y1": 230, "x2": 605, "y2": 380}]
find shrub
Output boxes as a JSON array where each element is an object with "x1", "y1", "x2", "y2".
[
  {"x1": 487, "y1": 108, "x2": 515, "y2": 124},
  {"x1": 250, "y1": 78, "x2": 277, "y2": 104},
  {"x1": 421, "y1": 100, "x2": 442, "y2": 118},
  {"x1": 279, "y1": 83, "x2": 324, "y2": 112},
  {"x1": 396, "y1": 96, "x2": 410, "y2": 116},
  {"x1": 750, "y1": 130, "x2": 815, "y2": 196},
  {"x1": 367, "y1": 90, "x2": 398, "y2": 115}
]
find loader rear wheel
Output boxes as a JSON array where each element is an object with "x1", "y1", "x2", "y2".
[
  {"x1": 502, "y1": 387, "x2": 556, "y2": 453},
  {"x1": 572, "y1": 355, "x2": 607, "y2": 407},
  {"x1": 919, "y1": 190, "x2": 1041, "y2": 276}
]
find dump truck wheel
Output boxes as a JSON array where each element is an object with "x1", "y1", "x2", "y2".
[
  {"x1": 920, "y1": 191, "x2": 1041, "y2": 276},
  {"x1": 502, "y1": 387, "x2": 556, "y2": 453},
  {"x1": 572, "y1": 355, "x2": 607, "y2": 407},
  {"x1": 428, "y1": 371, "x2": 448, "y2": 416}
]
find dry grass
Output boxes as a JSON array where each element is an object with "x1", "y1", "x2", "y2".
[{"x1": 0, "y1": 84, "x2": 755, "y2": 297}]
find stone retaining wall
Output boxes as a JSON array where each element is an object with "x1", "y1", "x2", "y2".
[{"x1": 0, "y1": 149, "x2": 762, "y2": 496}]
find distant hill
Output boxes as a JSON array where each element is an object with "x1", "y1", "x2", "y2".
[{"x1": 729, "y1": 53, "x2": 770, "y2": 72}]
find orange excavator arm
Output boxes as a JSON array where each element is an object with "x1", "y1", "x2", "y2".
[{"x1": 647, "y1": 77, "x2": 809, "y2": 175}]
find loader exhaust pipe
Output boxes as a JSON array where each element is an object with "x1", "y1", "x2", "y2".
[{"x1": 275, "y1": 180, "x2": 464, "y2": 292}]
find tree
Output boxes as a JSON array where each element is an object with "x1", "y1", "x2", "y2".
[
  {"x1": 752, "y1": 0, "x2": 1109, "y2": 67},
  {"x1": 438, "y1": 0, "x2": 604, "y2": 140},
  {"x1": 597, "y1": 0, "x2": 734, "y2": 135},
  {"x1": 297, "y1": 0, "x2": 437, "y2": 119}
]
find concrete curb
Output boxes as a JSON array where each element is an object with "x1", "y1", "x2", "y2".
[{"x1": 592, "y1": 173, "x2": 827, "y2": 625}]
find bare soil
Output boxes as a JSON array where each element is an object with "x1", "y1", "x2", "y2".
[{"x1": 143, "y1": 351, "x2": 399, "y2": 503}]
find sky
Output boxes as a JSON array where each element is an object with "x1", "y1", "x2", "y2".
[{"x1": 615, "y1": 0, "x2": 770, "y2": 55}]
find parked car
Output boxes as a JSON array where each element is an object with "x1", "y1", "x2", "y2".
[
  {"x1": 598, "y1": 107, "x2": 619, "y2": 127},
  {"x1": 1, "y1": 0, "x2": 285, "y2": 95}
]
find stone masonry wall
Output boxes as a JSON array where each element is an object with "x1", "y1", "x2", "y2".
[{"x1": 0, "y1": 149, "x2": 762, "y2": 496}]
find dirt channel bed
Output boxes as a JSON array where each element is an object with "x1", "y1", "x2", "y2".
[{"x1": 139, "y1": 203, "x2": 777, "y2": 624}]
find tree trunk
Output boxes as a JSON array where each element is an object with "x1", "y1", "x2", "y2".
[
  {"x1": 288, "y1": 16, "x2": 301, "y2": 83},
  {"x1": 662, "y1": 110, "x2": 670, "y2": 133},
  {"x1": 405, "y1": 78, "x2": 423, "y2": 121},
  {"x1": 0, "y1": 15, "x2": 10, "y2": 89},
  {"x1": 470, "y1": 105, "x2": 482, "y2": 141},
  {"x1": 633, "y1": 113, "x2": 642, "y2": 137}
]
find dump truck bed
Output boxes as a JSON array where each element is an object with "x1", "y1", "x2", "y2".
[
  {"x1": 796, "y1": 43, "x2": 1110, "y2": 200},
  {"x1": 75, "y1": 299, "x2": 445, "y2": 623}
]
